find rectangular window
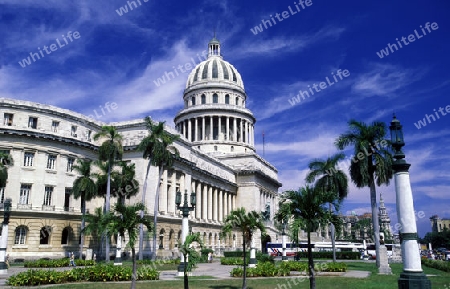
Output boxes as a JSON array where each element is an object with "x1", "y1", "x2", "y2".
[
  {"x1": 51, "y1": 121, "x2": 59, "y2": 132},
  {"x1": 15, "y1": 227, "x2": 26, "y2": 245},
  {"x1": 28, "y1": 117, "x2": 38, "y2": 129},
  {"x1": 64, "y1": 188, "x2": 71, "y2": 210},
  {"x1": 23, "y1": 152, "x2": 34, "y2": 167},
  {"x1": 0, "y1": 187, "x2": 4, "y2": 203},
  {"x1": 71, "y1": 125, "x2": 77, "y2": 137},
  {"x1": 44, "y1": 186, "x2": 53, "y2": 206},
  {"x1": 47, "y1": 155, "x2": 56, "y2": 170},
  {"x1": 67, "y1": 157, "x2": 74, "y2": 172},
  {"x1": 19, "y1": 184, "x2": 31, "y2": 204},
  {"x1": 87, "y1": 130, "x2": 92, "y2": 141},
  {"x1": 3, "y1": 113, "x2": 13, "y2": 126}
]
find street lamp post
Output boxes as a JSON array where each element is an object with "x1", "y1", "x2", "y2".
[
  {"x1": 282, "y1": 219, "x2": 288, "y2": 261},
  {"x1": 175, "y1": 190, "x2": 196, "y2": 276},
  {"x1": 0, "y1": 199, "x2": 12, "y2": 274},
  {"x1": 389, "y1": 115, "x2": 431, "y2": 289}
]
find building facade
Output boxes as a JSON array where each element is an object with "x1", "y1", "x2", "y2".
[
  {"x1": 0, "y1": 38, "x2": 281, "y2": 260},
  {"x1": 430, "y1": 215, "x2": 450, "y2": 233}
]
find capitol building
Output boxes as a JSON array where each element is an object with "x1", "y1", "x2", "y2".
[{"x1": 0, "y1": 38, "x2": 282, "y2": 260}]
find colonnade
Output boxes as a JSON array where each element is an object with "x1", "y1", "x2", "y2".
[
  {"x1": 158, "y1": 169, "x2": 236, "y2": 222},
  {"x1": 176, "y1": 115, "x2": 254, "y2": 146}
]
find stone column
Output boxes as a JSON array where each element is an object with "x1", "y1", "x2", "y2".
[
  {"x1": 202, "y1": 117, "x2": 205, "y2": 141},
  {"x1": 196, "y1": 181, "x2": 202, "y2": 219},
  {"x1": 214, "y1": 188, "x2": 219, "y2": 221},
  {"x1": 233, "y1": 117, "x2": 237, "y2": 142},
  {"x1": 202, "y1": 184, "x2": 208, "y2": 220},
  {"x1": 168, "y1": 170, "x2": 176, "y2": 215},
  {"x1": 194, "y1": 117, "x2": 198, "y2": 142},
  {"x1": 208, "y1": 186, "x2": 213, "y2": 221},
  {"x1": 160, "y1": 169, "x2": 168, "y2": 214},
  {"x1": 188, "y1": 119, "x2": 192, "y2": 142},
  {"x1": 183, "y1": 120, "x2": 187, "y2": 139},
  {"x1": 226, "y1": 116, "x2": 230, "y2": 141},
  {"x1": 240, "y1": 119, "x2": 243, "y2": 143},
  {"x1": 218, "y1": 189, "x2": 223, "y2": 222},
  {"x1": 218, "y1": 115, "x2": 222, "y2": 141},
  {"x1": 223, "y1": 192, "x2": 228, "y2": 218},
  {"x1": 245, "y1": 121, "x2": 249, "y2": 144},
  {"x1": 210, "y1": 116, "x2": 213, "y2": 140}
]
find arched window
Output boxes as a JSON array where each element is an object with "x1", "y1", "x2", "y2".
[
  {"x1": 213, "y1": 93, "x2": 218, "y2": 104},
  {"x1": 201, "y1": 94, "x2": 206, "y2": 104},
  {"x1": 40, "y1": 226, "x2": 51, "y2": 245},
  {"x1": 235, "y1": 97, "x2": 239, "y2": 106},
  {"x1": 191, "y1": 96, "x2": 196, "y2": 106},
  {"x1": 15, "y1": 226, "x2": 27, "y2": 244},
  {"x1": 225, "y1": 94, "x2": 230, "y2": 104},
  {"x1": 61, "y1": 227, "x2": 70, "y2": 245}
]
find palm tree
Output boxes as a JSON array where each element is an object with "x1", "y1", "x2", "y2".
[
  {"x1": 94, "y1": 125, "x2": 123, "y2": 261},
  {"x1": 179, "y1": 232, "x2": 203, "y2": 289},
  {"x1": 0, "y1": 151, "x2": 13, "y2": 188},
  {"x1": 222, "y1": 208, "x2": 266, "y2": 289},
  {"x1": 72, "y1": 159, "x2": 98, "y2": 259},
  {"x1": 114, "y1": 161, "x2": 139, "y2": 204},
  {"x1": 335, "y1": 120, "x2": 393, "y2": 269},
  {"x1": 306, "y1": 153, "x2": 349, "y2": 262},
  {"x1": 104, "y1": 202, "x2": 153, "y2": 289},
  {"x1": 277, "y1": 186, "x2": 338, "y2": 289},
  {"x1": 82, "y1": 207, "x2": 107, "y2": 259},
  {"x1": 137, "y1": 116, "x2": 179, "y2": 260}
]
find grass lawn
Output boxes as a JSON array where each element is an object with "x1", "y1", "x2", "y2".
[{"x1": 8, "y1": 262, "x2": 449, "y2": 289}]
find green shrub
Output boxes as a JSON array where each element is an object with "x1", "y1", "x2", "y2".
[
  {"x1": 221, "y1": 257, "x2": 247, "y2": 266},
  {"x1": 137, "y1": 258, "x2": 180, "y2": 265},
  {"x1": 23, "y1": 258, "x2": 95, "y2": 268},
  {"x1": 422, "y1": 258, "x2": 450, "y2": 272},
  {"x1": 295, "y1": 251, "x2": 360, "y2": 260},
  {"x1": 256, "y1": 252, "x2": 275, "y2": 263},
  {"x1": 7, "y1": 264, "x2": 159, "y2": 286},
  {"x1": 224, "y1": 250, "x2": 250, "y2": 258},
  {"x1": 229, "y1": 262, "x2": 290, "y2": 277},
  {"x1": 318, "y1": 262, "x2": 347, "y2": 272}
]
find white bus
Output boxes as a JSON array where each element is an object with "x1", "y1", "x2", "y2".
[{"x1": 266, "y1": 241, "x2": 364, "y2": 256}]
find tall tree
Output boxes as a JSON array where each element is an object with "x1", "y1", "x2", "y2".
[
  {"x1": 0, "y1": 151, "x2": 13, "y2": 188},
  {"x1": 222, "y1": 208, "x2": 266, "y2": 289},
  {"x1": 104, "y1": 202, "x2": 153, "y2": 289},
  {"x1": 82, "y1": 207, "x2": 107, "y2": 259},
  {"x1": 137, "y1": 117, "x2": 179, "y2": 260},
  {"x1": 335, "y1": 120, "x2": 393, "y2": 269},
  {"x1": 306, "y1": 153, "x2": 349, "y2": 262},
  {"x1": 114, "y1": 161, "x2": 139, "y2": 204},
  {"x1": 72, "y1": 159, "x2": 98, "y2": 259},
  {"x1": 277, "y1": 186, "x2": 338, "y2": 289},
  {"x1": 94, "y1": 125, "x2": 123, "y2": 262},
  {"x1": 179, "y1": 232, "x2": 204, "y2": 289}
]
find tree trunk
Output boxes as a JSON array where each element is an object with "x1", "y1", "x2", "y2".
[
  {"x1": 130, "y1": 247, "x2": 136, "y2": 289},
  {"x1": 242, "y1": 232, "x2": 247, "y2": 289},
  {"x1": 105, "y1": 161, "x2": 111, "y2": 262},
  {"x1": 329, "y1": 203, "x2": 336, "y2": 263},
  {"x1": 183, "y1": 253, "x2": 189, "y2": 289},
  {"x1": 152, "y1": 166, "x2": 164, "y2": 260},
  {"x1": 79, "y1": 195, "x2": 85, "y2": 260},
  {"x1": 307, "y1": 230, "x2": 315, "y2": 289},
  {"x1": 370, "y1": 178, "x2": 381, "y2": 268},
  {"x1": 139, "y1": 160, "x2": 152, "y2": 260}
]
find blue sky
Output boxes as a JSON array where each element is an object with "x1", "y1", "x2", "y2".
[{"x1": 1, "y1": 0, "x2": 449, "y2": 237}]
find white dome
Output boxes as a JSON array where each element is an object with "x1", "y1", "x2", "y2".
[{"x1": 185, "y1": 38, "x2": 244, "y2": 91}]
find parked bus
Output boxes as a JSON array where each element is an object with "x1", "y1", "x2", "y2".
[
  {"x1": 266, "y1": 241, "x2": 364, "y2": 256},
  {"x1": 366, "y1": 243, "x2": 393, "y2": 259}
]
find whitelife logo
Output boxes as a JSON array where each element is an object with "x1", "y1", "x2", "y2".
[
  {"x1": 115, "y1": 0, "x2": 150, "y2": 16},
  {"x1": 376, "y1": 22, "x2": 439, "y2": 59},
  {"x1": 250, "y1": 0, "x2": 313, "y2": 35},
  {"x1": 413, "y1": 104, "x2": 450, "y2": 129},
  {"x1": 18, "y1": 31, "x2": 81, "y2": 68}
]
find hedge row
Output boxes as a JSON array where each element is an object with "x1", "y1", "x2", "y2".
[
  {"x1": 224, "y1": 251, "x2": 250, "y2": 258},
  {"x1": 24, "y1": 258, "x2": 95, "y2": 268},
  {"x1": 7, "y1": 264, "x2": 159, "y2": 286},
  {"x1": 295, "y1": 251, "x2": 360, "y2": 260},
  {"x1": 422, "y1": 258, "x2": 450, "y2": 272}
]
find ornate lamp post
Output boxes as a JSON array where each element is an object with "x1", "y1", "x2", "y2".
[
  {"x1": 389, "y1": 115, "x2": 431, "y2": 289},
  {"x1": 0, "y1": 199, "x2": 12, "y2": 274},
  {"x1": 175, "y1": 190, "x2": 196, "y2": 276}
]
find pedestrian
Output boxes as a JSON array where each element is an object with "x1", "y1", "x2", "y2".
[
  {"x1": 208, "y1": 252, "x2": 213, "y2": 263},
  {"x1": 93, "y1": 253, "x2": 96, "y2": 264},
  {"x1": 5, "y1": 254, "x2": 9, "y2": 269},
  {"x1": 70, "y1": 252, "x2": 76, "y2": 267}
]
